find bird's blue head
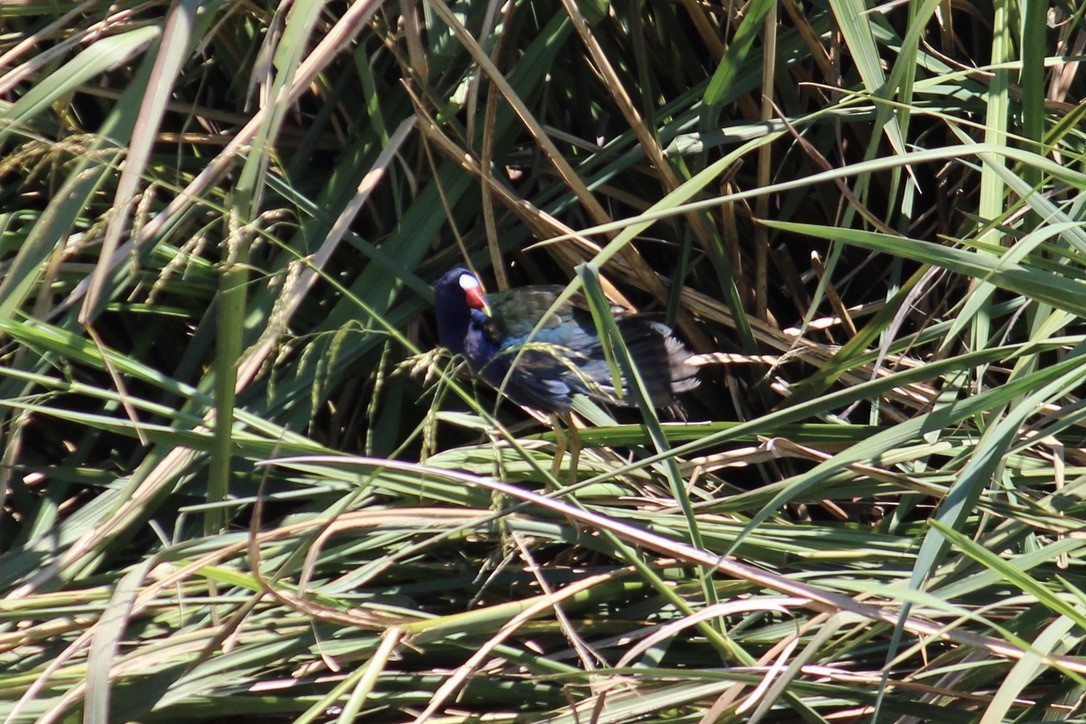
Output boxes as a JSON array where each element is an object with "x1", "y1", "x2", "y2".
[{"x1": 434, "y1": 268, "x2": 490, "y2": 356}]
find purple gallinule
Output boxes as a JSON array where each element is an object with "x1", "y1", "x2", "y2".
[{"x1": 434, "y1": 268, "x2": 699, "y2": 412}]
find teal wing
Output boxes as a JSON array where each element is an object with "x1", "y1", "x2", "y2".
[{"x1": 482, "y1": 286, "x2": 571, "y2": 342}]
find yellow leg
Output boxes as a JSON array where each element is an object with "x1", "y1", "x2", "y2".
[
  {"x1": 549, "y1": 413, "x2": 582, "y2": 488},
  {"x1": 550, "y1": 414, "x2": 565, "y2": 485},
  {"x1": 565, "y1": 412, "x2": 581, "y2": 487}
]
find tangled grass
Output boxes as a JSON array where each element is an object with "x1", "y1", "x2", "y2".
[{"x1": 2, "y1": 0, "x2": 1086, "y2": 721}]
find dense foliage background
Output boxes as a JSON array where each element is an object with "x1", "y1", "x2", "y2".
[{"x1": 3, "y1": 0, "x2": 1086, "y2": 721}]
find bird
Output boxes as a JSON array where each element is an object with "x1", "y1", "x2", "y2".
[{"x1": 434, "y1": 267, "x2": 699, "y2": 413}]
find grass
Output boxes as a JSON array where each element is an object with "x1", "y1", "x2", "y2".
[{"x1": 2, "y1": 0, "x2": 1086, "y2": 721}]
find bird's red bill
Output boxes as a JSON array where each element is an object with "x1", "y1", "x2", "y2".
[{"x1": 464, "y1": 286, "x2": 487, "y2": 311}]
